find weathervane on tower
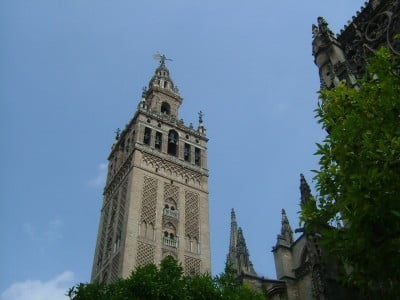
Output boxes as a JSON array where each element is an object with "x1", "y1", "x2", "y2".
[{"x1": 152, "y1": 52, "x2": 173, "y2": 66}]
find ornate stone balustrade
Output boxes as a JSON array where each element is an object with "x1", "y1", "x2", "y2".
[
  {"x1": 163, "y1": 208, "x2": 179, "y2": 219},
  {"x1": 163, "y1": 237, "x2": 178, "y2": 248}
]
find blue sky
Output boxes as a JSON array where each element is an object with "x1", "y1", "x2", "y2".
[{"x1": 1, "y1": 1, "x2": 365, "y2": 298}]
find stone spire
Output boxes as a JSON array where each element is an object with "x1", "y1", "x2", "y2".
[
  {"x1": 228, "y1": 208, "x2": 238, "y2": 255},
  {"x1": 226, "y1": 209, "x2": 257, "y2": 276},
  {"x1": 276, "y1": 209, "x2": 294, "y2": 248},
  {"x1": 300, "y1": 173, "x2": 312, "y2": 206}
]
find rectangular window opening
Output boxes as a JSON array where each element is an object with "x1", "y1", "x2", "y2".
[
  {"x1": 195, "y1": 148, "x2": 201, "y2": 166},
  {"x1": 155, "y1": 132, "x2": 162, "y2": 150},
  {"x1": 143, "y1": 127, "x2": 151, "y2": 145},
  {"x1": 184, "y1": 143, "x2": 191, "y2": 162}
]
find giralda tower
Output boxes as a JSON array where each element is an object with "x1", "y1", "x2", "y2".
[{"x1": 91, "y1": 56, "x2": 210, "y2": 283}]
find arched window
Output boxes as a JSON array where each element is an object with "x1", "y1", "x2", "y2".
[
  {"x1": 168, "y1": 130, "x2": 179, "y2": 156},
  {"x1": 140, "y1": 221, "x2": 147, "y2": 238},
  {"x1": 161, "y1": 102, "x2": 171, "y2": 115}
]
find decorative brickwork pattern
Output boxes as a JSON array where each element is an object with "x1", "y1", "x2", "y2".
[
  {"x1": 164, "y1": 182, "x2": 179, "y2": 202},
  {"x1": 104, "y1": 153, "x2": 133, "y2": 197},
  {"x1": 136, "y1": 241, "x2": 155, "y2": 267},
  {"x1": 142, "y1": 152, "x2": 202, "y2": 183},
  {"x1": 185, "y1": 191, "x2": 199, "y2": 239},
  {"x1": 140, "y1": 176, "x2": 158, "y2": 224},
  {"x1": 97, "y1": 202, "x2": 110, "y2": 269},
  {"x1": 184, "y1": 255, "x2": 201, "y2": 275},
  {"x1": 117, "y1": 180, "x2": 128, "y2": 234},
  {"x1": 110, "y1": 253, "x2": 120, "y2": 282}
]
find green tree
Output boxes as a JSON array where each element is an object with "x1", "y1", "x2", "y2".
[
  {"x1": 302, "y1": 48, "x2": 400, "y2": 297},
  {"x1": 68, "y1": 257, "x2": 265, "y2": 300}
]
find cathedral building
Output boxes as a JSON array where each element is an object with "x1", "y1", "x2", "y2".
[
  {"x1": 226, "y1": 0, "x2": 399, "y2": 299},
  {"x1": 91, "y1": 56, "x2": 211, "y2": 283}
]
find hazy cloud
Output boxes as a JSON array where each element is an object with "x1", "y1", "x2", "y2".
[
  {"x1": 23, "y1": 218, "x2": 63, "y2": 243},
  {"x1": 88, "y1": 163, "x2": 107, "y2": 187},
  {"x1": 1, "y1": 271, "x2": 74, "y2": 300}
]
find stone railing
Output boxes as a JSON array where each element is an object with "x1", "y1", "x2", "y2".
[
  {"x1": 163, "y1": 237, "x2": 178, "y2": 248},
  {"x1": 163, "y1": 208, "x2": 179, "y2": 219}
]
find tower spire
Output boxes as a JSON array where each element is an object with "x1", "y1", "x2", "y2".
[{"x1": 226, "y1": 209, "x2": 257, "y2": 276}]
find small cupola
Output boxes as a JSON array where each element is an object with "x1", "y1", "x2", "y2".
[{"x1": 149, "y1": 55, "x2": 176, "y2": 92}]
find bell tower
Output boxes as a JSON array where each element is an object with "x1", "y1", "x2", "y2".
[{"x1": 91, "y1": 55, "x2": 210, "y2": 283}]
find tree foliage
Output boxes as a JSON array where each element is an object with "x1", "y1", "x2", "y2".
[
  {"x1": 68, "y1": 257, "x2": 265, "y2": 300},
  {"x1": 302, "y1": 48, "x2": 400, "y2": 297}
]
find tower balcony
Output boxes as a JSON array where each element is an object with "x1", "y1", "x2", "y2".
[
  {"x1": 163, "y1": 208, "x2": 179, "y2": 219},
  {"x1": 163, "y1": 236, "x2": 178, "y2": 248}
]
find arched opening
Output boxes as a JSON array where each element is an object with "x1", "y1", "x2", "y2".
[
  {"x1": 168, "y1": 130, "x2": 179, "y2": 156},
  {"x1": 140, "y1": 221, "x2": 147, "y2": 238},
  {"x1": 164, "y1": 198, "x2": 179, "y2": 219},
  {"x1": 163, "y1": 222, "x2": 178, "y2": 248},
  {"x1": 161, "y1": 102, "x2": 171, "y2": 115}
]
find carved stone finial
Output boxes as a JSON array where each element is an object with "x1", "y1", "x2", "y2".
[
  {"x1": 115, "y1": 128, "x2": 121, "y2": 140},
  {"x1": 198, "y1": 111, "x2": 204, "y2": 124},
  {"x1": 312, "y1": 24, "x2": 319, "y2": 39},
  {"x1": 141, "y1": 86, "x2": 147, "y2": 98},
  {"x1": 317, "y1": 16, "x2": 334, "y2": 39}
]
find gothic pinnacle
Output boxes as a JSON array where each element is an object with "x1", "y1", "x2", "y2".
[{"x1": 300, "y1": 174, "x2": 312, "y2": 206}]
